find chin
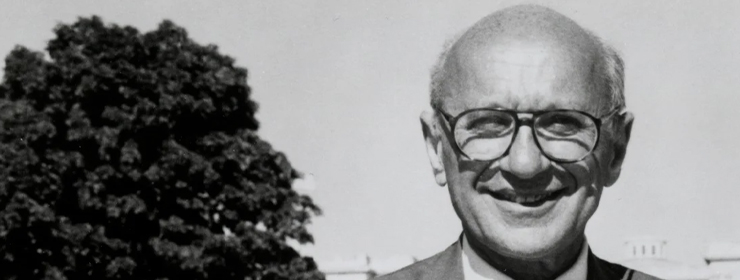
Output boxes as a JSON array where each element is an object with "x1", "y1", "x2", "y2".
[{"x1": 484, "y1": 226, "x2": 579, "y2": 260}]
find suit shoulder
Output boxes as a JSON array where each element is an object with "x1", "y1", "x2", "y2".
[
  {"x1": 373, "y1": 258, "x2": 429, "y2": 280},
  {"x1": 375, "y1": 243, "x2": 460, "y2": 280},
  {"x1": 589, "y1": 252, "x2": 663, "y2": 280},
  {"x1": 374, "y1": 252, "x2": 443, "y2": 280},
  {"x1": 599, "y1": 259, "x2": 664, "y2": 280},
  {"x1": 630, "y1": 270, "x2": 663, "y2": 280},
  {"x1": 593, "y1": 255, "x2": 631, "y2": 277}
]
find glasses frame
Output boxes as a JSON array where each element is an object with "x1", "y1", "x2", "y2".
[{"x1": 436, "y1": 107, "x2": 624, "y2": 163}]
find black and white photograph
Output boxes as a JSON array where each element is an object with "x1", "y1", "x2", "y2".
[{"x1": 0, "y1": 1, "x2": 738, "y2": 279}]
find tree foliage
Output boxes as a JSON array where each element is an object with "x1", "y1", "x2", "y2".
[{"x1": 0, "y1": 16, "x2": 322, "y2": 280}]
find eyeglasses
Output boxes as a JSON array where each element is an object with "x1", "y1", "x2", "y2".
[{"x1": 436, "y1": 107, "x2": 624, "y2": 163}]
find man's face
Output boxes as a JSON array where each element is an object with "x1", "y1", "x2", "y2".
[{"x1": 423, "y1": 38, "x2": 631, "y2": 259}]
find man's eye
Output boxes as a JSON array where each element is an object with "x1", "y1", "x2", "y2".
[
  {"x1": 544, "y1": 123, "x2": 579, "y2": 134},
  {"x1": 539, "y1": 115, "x2": 585, "y2": 135},
  {"x1": 466, "y1": 116, "x2": 512, "y2": 131}
]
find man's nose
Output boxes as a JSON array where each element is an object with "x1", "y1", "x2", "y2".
[{"x1": 499, "y1": 126, "x2": 550, "y2": 179}]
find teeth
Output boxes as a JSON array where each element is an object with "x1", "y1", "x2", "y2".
[
  {"x1": 499, "y1": 192, "x2": 554, "y2": 204},
  {"x1": 514, "y1": 194, "x2": 548, "y2": 203}
]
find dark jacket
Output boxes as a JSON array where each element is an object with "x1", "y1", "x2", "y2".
[{"x1": 376, "y1": 241, "x2": 661, "y2": 280}]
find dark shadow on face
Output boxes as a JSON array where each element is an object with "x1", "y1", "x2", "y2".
[
  {"x1": 500, "y1": 169, "x2": 555, "y2": 191},
  {"x1": 456, "y1": 154, "x2": 602, "y2": 195},
  {"x1": 565, "y1": 151, "x2": 607, "y2": 192},
  {"x1": 457, "y1": 159, "x2": 558, "y2": 191}
]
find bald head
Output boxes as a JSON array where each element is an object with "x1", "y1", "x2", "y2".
[
  {"x1": 430, "y1": 5, "x2": 624, "y2": 114},
  {"x1": 456, "y1": 5, "x2": 596, "y2": 54}
]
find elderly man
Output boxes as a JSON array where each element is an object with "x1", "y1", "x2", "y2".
[{"x1": 379, "y1": 5, "x2": 658, "y2": 280}]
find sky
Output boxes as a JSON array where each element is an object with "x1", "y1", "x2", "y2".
[{"x1": 0, "y1": 0, "x2": 739, "y2": 267}]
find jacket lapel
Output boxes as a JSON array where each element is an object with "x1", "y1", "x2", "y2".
[
  {"x1": 587, "y1": 248, "x2": 629, "y2": 280},
  {"x1": 429, "y1": 240, "x2": 464, "y2": 280}
]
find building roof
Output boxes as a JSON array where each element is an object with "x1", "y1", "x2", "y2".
[
  {"x1": 705, "y1": 242, "x2": 740, "y2": 261},
  {"x1": 319, "y1": 254, "x2": 371, "y2": 274},
  {"x1": 318, "y1": 255, "x2": 416, "y2": 275},
  {"x1": 371, "y1": 255, "x2": 416, "y2": 274},
  {"x1": 621, "y1": 258, "x2": 713, "y2": 280}
]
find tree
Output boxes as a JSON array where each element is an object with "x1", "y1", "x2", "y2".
[{"x1": 0, "y1": 16, "x2": 323, "y2": 280}]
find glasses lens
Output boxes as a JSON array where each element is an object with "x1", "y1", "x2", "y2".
[
  {"x1": 534, "y1": 111, "x2": 598, "y2": 161},
  {"x1": 454, "y1": 110, "x2": 516, "y2": 160}
]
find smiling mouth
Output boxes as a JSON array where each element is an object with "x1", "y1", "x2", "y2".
[{"x1": 490, "y1": 189, "x2": 566, "y2": 206}]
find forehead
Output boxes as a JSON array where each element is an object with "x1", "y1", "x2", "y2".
[{"x1": 441, "y1": 37, "x2": 607, "y2": 115}]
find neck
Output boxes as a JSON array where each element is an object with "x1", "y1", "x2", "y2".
[{"x1": 465, "y1": 233, "x2": 584, "y2": 280}]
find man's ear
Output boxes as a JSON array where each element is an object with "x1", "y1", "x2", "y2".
[
  {"x1": 420, "y1": 110, "x2": 447, "y2": 187},
  {"x1": 605, "y1": 111, "x2": 634, "y2": 187}
]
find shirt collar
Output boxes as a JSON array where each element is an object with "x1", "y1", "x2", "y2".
[{"x1": 461, "y1": 235, "x2": 589, "y2": 280}]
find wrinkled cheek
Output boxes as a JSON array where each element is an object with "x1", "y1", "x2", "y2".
[
  {"x1": 447, "y1": 184, "x2": 467, "y2": 219},
  {"x1": 447, "y1": 174, "x2": 497, "y2": 235},
  {"x1": 577, "y1": 185, "x2": 604, "y2": 224},
  {"x1": 445, "y1": 170, "x2": 473, "y2": 216},
  {"x1": 560, "y1": 162, "x2": 605, "y2": 229}
]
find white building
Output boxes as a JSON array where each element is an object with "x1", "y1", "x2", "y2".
[
  {"x1": 619, "y1": 237, "x2": 714, "y2": 280},
  {"x1": 318, "y1": 255, "x2": 416, "y2": 280},
  {"x1": 705, "y1": 242, "x2": 740, "y2": 280}
]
